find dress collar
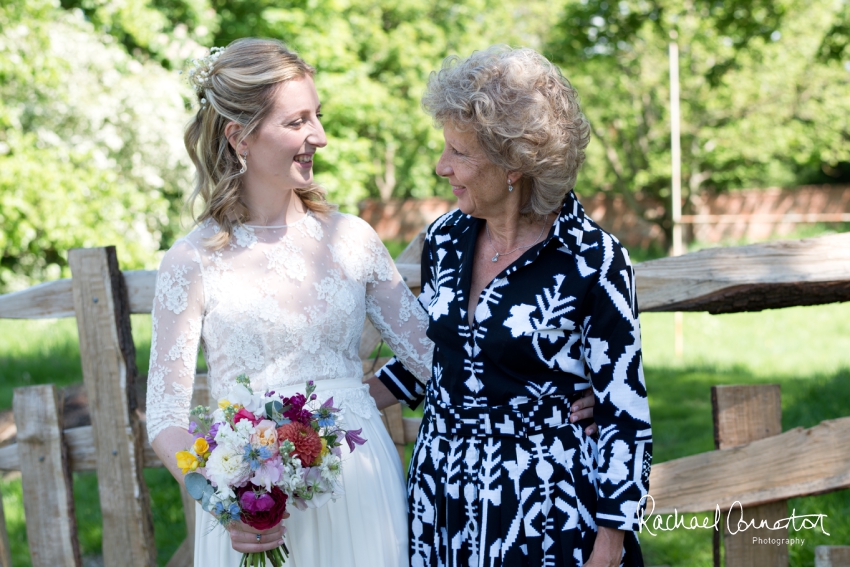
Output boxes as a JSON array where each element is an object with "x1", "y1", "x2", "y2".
[{"x1": 434, "y1": 190, "x2": 588, "y2": 257}]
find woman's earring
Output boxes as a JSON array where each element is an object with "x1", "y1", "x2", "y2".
[
  {"x1": 508, "y1": 179, "x2": 513, "y2": 192},
  {"x1": 239, "y1": 154, "x2": 247, "y2": 174}
]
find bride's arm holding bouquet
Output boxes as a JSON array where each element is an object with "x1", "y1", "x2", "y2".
[{"x1": 146, "y1": 240, "x2": 287, "y2": 554}]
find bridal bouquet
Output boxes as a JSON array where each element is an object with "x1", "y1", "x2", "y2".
[{"x1": 176, "y1": 376, "x2": 367, "y2": 567}]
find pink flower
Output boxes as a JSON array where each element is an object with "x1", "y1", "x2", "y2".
[
  {"x1": 234, "y1": 408, "x2": 260, "y2": 426},
  {"x1": 250, "y1": 456, "x2": 284, "y2": 492},
  {"x1": 236, "y1": 485, "x2": 288, "y2": 530},
  {"x1": 240, "y1": 489, "x2": 275, "y2": 513},
  {"x1": 252, "y1": 420, "x2": 278, "y2": 448}
]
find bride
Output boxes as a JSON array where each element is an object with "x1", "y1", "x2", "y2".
[{"x1": 145, "y1": 38, "x2": 432, "y2": 566}]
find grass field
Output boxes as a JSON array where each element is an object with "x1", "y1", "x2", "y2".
[{"x1": 1, "y1": 302, "x2": 849, "y2": 565}]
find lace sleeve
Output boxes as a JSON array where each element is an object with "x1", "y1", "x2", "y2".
[
  {"x1": 374, "y1": 225, "x2": 436, "y2": 408},
  {"x1": 337, "y1": 217, "x2": 433, "y2": 388},
  {"x1": 145, "y1": 239, "x2": 204, "y2": 443}
]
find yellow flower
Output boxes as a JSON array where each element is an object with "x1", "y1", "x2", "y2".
[
  {"x1": 320, "y1": 438, "x2": 329, "y2": 457},
  {"x1": 218, "y1": 399, "x2": 232, "y2": 409},
  {"x1": 193, "y1": 437, "x2": 210, "y2": 456},
  {"x1": 175, "y1": 451, "x2": 197, "y2": 474}
]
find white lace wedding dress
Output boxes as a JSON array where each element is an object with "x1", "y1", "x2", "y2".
[{"x1": 145, "y1": 211, "x2": 432, "y2": 567}]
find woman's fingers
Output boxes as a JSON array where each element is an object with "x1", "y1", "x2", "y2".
[
  {"x1": 228, "y1": 521, "x2": 286, "y2": 553},
  {"x1": 570, "y1": 389, "x2": 595, "y2": 420},
  {"x1": 570, "y1": 389, "x2": 598, "y2": 437},
  {"x1": 231, "y1": 517, "x2": 289, "y2": 534}
]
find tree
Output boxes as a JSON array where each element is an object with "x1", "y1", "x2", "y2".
[
  {"x1": 206, "y1": 0, "x2": 555, "y2": 209},
  {"x1": 0, "y1": 0, "x2": 193, "y2": 291},
  {"x1": 57, "y1": 0, "x2": 218, "y2": 69},
  {"x1": 546, "y1": 0, "x2": 850, "y2": 244}
]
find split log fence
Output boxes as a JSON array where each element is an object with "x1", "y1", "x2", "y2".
[{"x1": 0, "y1": 231, "x2": 850, "y2": 566}]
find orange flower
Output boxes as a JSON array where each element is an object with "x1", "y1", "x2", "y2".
[{"x1": 276, "y1": 421, "x2": 322, "y2": 467}]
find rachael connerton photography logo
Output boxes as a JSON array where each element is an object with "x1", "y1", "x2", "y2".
[
  {"x1": 636, "y1": 495, "x2": 830, "y2": 539},
  {"x1": 752, "y1": 537, "x2": 807, "y2": 546}
]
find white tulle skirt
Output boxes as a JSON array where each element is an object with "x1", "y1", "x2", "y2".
[{"x1": 193, "y1": 378, "x2": 409, "y2": 567}]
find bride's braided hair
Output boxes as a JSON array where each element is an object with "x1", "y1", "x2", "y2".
[{"x1": 184, "y1": 38, "x2": 334, "y2": 249}]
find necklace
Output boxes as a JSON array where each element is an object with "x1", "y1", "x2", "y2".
[{"x1": 485, "y1": 220, "x2": 548, "y2": 262}]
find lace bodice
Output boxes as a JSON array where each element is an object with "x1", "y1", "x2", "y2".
[{"x1": 146, "y1": 211, "x2": 433, "y2": 442}]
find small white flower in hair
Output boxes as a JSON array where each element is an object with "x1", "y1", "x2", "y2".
[{"x1": 184, "y1": 45, "x2": 226, "y2": 105}]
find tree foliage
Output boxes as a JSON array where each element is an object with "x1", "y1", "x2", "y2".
[
  {"x1": 0, "y1": 0, "x2": 193, "y2": 291},
  {"x1": 546, "y1": 0, "x2": 850, "y2": 241},
  {"x1": 1, "y1": 0, "x2": 848, "y2": 289},
  {"x1": 203, "y1": 0, "x2": 554, "y2": 209}
]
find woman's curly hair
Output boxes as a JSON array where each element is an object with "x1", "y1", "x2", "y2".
[{"x1": 422, "y1": 45, "x2": 591, "y2": 217}]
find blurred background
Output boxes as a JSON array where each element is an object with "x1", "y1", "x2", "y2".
[{"x1": 1, "y1": 0, "x2": 850, "y2": 565}]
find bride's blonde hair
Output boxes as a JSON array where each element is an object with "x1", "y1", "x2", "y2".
[{"x1": 184, "y1": 38, "x2": 334, "y2": 249}]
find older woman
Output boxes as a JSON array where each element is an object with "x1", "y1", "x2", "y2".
[{"x1": 372, "y1": 46, "x2": 652, "y2": 566}]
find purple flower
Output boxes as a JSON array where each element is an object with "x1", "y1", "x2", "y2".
[
  {"x1": 345, "y1": 428, "x2": 367, "y2": 452},
  {"x1": 239, "y1": 489, "x2": 275, "y2": 514},
  {"x1": 188, "y1": 421, "x2": 198, "y2": 435},
  {"x1": 204, "y1": 422, "x2": 220, "y2": 452},
  {"x1": 282, "y1": 394, "x2": 312, "y2": 426},
  {"x1": 321, "y1": 397, "x2": 339, "y2": 411},
  {"x1": 291, "y1": 393, "x2": 307, "y2": 410}
]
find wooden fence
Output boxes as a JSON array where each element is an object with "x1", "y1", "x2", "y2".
[{"x1": 0, "y1": 231, "x2": 849, "y2": 566}]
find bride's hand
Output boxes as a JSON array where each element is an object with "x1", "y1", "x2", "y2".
[{"x1": 226, "y1": 516, "x2": 289, "y2": 553}]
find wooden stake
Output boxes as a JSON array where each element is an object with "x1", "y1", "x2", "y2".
[
  {"x1": 669, "y1": 40, "x2": 685, "y2": 358},
  {"x1": 14, "y1": 385, "x2": 81, "y2": 567},
  {"x1": 69, "y1": 247, "x2": 156, "y2": 567},
  {"x1": 0, "y1": 482, "x2": 10, "y2": 567},
  {"x1": 815, "y1": 546, "x2": 850, "y2": 567},
  {"x1": 711, "y1": 384, "x2": 788, "y2": 567}
]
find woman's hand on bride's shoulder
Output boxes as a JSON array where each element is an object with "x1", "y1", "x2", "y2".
[{"x1": 226, "y1": 516, "x2": 289, "y2": 553}]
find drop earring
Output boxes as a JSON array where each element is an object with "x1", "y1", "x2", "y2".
[
  {"x1": 239, "y1": 153, "x2": 247, "y2": 174},
  {"x1": 508, "y1": 178, "x2": 514, "y2": 192}
]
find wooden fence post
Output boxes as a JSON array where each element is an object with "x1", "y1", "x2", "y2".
[
  {"x1": 163, "y1": 371, "x2": 213, "y2": 567},
  {"x1": 69, "y1": 247, "x2": 157, "y2": 566},
  {"x1": 0, "y1": 484, "x2": 11, "y2": 567},
  {"x1": 712, "y1": 384, "x2": 788, "y2": 567},
  {"x1": 14, "y1": 385, "x2": 81, "y2": 567},
  {"x1": 816, "y1": 546, "x2": 850, "y2": 566}
]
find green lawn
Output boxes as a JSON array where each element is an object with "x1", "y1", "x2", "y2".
[{"x1": 1, "y1": 303, "x2": 849, "y2": 566}]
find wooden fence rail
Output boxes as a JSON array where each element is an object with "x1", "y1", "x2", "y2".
[{"x1": 0, "y1": 230, "x2": 849, "y2": 567}]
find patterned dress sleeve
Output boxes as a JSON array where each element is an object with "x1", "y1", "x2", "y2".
[
  {"x1": 581, "y1": 233, "x2": 652, "y2": 532},
  {"x1": 374, "y1": 228, "x2": 435, "y2": 409},
  {"x1": 145, "y1": 239, "x2": 205, "y2": 443}
]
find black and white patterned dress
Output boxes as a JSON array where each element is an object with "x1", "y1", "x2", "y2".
[{"x1": 377, "y1": 191, "x2": 652, "y2": 567}]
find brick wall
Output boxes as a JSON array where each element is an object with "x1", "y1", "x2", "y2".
[{"x1": 359, "y1": 185, "x2": 850, "y2": 248}]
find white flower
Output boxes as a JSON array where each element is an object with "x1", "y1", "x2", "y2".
[
  {"x1": 319, "y1": 454, "x2": 342, "y2": 483},
  {"x1": 214, "y1": 422, "x2": 249, "y2": 451},
  {"x1": 233, "y1": 419, "x2": 255, "y2": 438},
  {"x1": 280, "y1": 460, "x2": 306, "y2": 494},
  {"x1": 226, "y1": 384, "x2": 264, "y2": 413},
  {"x1": 205, "y1": 444, "x2": 251, "y2": 498}
]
